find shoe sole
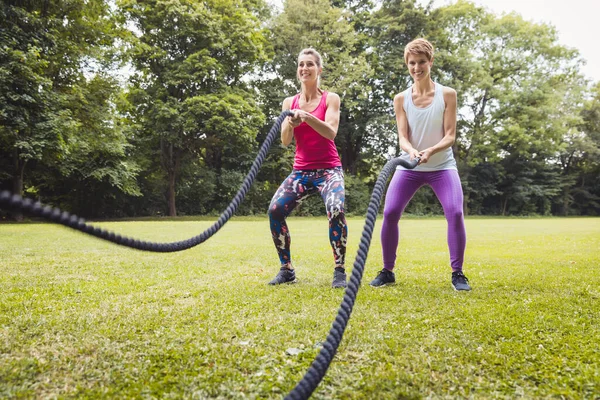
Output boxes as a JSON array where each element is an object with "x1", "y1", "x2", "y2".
[
  {"x1": 268, "y1": 278, "x2": 298, "y2": 285},
  {"x1": 452, "y1": 284, "x2": 471, "y2": 291},
  {"x1": 369, "y1": 282, "x2": 396, "y2": 288}
]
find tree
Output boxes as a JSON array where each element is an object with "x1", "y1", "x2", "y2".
[
  {"x1": 0, "y1": 0, "x2": 132, "y2": 219},
  {"x1": 555, "y1": 82, "x2": 600, "y2": 215},
  {"x1": 426, "y1": 2, "x2": 585, "y2": 214},
  {"x1": 120, "y1": 0, "x2": 271, "y2": 216}
]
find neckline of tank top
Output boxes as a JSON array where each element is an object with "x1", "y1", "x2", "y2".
[
  {"x1": 408, "y1": 82, "x2": 439, "y2": 111},
  {"x1": 294, "y1": 91, "x2": 327, "y2": 114}
]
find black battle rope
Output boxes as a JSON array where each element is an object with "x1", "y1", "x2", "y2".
[
  {"x1": 1, "y1": 116, "x2": 419, "y2": 398},
  {"x1": 0, "y1": 110, "x2": 294, "y2": 252},
  {"x1": 285, "y1": 156, "x2": 419, "y2": 400}
]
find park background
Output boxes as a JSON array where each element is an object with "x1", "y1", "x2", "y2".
[
  {"x1": 1, "y1": 0, "x2": 599, "y2": 220},
  {"x1": 2, "y1": 1, "x2": 600, "y2": 398}
]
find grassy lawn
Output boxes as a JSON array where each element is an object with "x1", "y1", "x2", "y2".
[{"x1": 1, "y1": 216, "x2": 599, "y2": 399}]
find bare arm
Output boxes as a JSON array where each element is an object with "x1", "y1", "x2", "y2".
[
  {"x1": 419, "y1": 87, "x2": 457, "y2": 163},
  {"x1": 292, "y1": 92, "x2": 340, "y2": 140},
  {"x1": 393, "y1": 92, "x2": 420, "y2": 160},
  {"x1": 281, "y1": 96, "x2": 299, "y2": 147}
]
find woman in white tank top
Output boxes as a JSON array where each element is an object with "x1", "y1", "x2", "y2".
[{"x1": 369, "y1": 38, "x2": 471, "y2": 291}]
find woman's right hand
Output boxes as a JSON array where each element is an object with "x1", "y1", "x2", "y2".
[
  {"x1": 288, "y1": 111, "x2": 302, "y2": 128},
  {"x1": 408, "y1": 148, "x2": 420, "y2": 162}
]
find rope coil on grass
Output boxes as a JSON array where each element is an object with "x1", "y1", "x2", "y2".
[
  {"x1": 285, "y1": 156, "x2": 418, "y2": 400},
  {"x1": 0, "y1": 110, "x2": 293, "y2": 252}
]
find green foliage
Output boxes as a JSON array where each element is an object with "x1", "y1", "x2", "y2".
[
  {"x1": 119, "y1": 0, "x2": 271, "y2": 216},
  {"x1": 2, "y1": 0, "x2": 599, "y2": 218},
  {"x1": 424, "y1": 2, "x2": 588, "y2": 215},
  {"x1": 554, "y1": 82, "x2": 600, "y2": 215},
  {"x1": 0, "y1": 0, "x2": 138, "y2": 219}
]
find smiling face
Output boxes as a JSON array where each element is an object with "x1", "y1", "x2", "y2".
[
  {"x1": 297, "y1": 53, "x2": 321, "y2": 84},
  {"x1": 406, "y1": 53, "x2": 433, "y2": 82}
]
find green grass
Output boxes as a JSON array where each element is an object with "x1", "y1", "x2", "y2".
[{"x1": 1, "y1": 217, "x2": 599, "y2": 399}]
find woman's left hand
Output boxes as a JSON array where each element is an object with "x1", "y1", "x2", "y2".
[
  {"x1": 418, "y1": 148, "x2": 434, "y2": 164},
  {"x1": 294, "y1": 109, "x2": 312, "y2": 122}
]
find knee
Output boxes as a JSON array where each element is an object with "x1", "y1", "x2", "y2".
[
  {"x1": 446, "y1": 207, "x2": 464, "y2": 223},
  {"x1": 327, "y1": 205, "x2": 345, "y2": 220},
  {"x1": 268, "y1": 203, "x2": 286, "y2": 221},
  {"x1": 383, "y1": 206, "x2": 402, "y2": 222}
]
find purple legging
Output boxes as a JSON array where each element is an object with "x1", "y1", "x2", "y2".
[{"x1": 381, "y1": 169, "x2": 466, "y2": 272}]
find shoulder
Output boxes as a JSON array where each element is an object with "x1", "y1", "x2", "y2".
[
  {"x1": 394, "y1": 86, "x2": 412, "y2": 102},
  {"x1": 325, "y1": 91, "x2": 340, "y2": 103},
  {"x1": 282, "y1": 95, "x2": 298, "y2": 109},
  {"x1": 442, "y1": 86, "x2": 457, "y2": 99},
  {"x1": 441, "y1": 86, "x2": 457, "y2": 106},
  {"x1": 325, "y1": 91, "x2": 340, "y2": 108},
  {"x1": 393, "y1": 91, "x2": 407, "y2": 109},
  {"x1": 394, "y1": 91, "x2": 406, "y2": 102}
]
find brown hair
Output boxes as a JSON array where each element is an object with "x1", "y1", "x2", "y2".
[{"x1": 404, "y1": 38, "x2": 434, "y2": 64}]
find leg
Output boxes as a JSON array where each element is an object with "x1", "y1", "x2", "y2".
[
  {"x1": 380, "y1": 170, "x2": 424, "y2": 270},
  {"x1": 268, "y1": 171, "x2": 313, "y2": 267},
  {"x1": 317, "y1": 167, "x2": 347, "y2": 269},
  {"x1": 428, "y1": 170, "x2": 466, "y2": 272}
]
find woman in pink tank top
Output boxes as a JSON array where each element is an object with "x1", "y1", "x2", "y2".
[{"x1": 267, "y1": 48, "x2": 348, "y2": 289}]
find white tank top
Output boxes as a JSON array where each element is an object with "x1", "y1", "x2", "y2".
[{"x1": 397, "y1": 82, "x2": 457, "y2": 171}]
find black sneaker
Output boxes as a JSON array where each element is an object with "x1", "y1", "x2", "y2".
[
  {"x1": 268, "y1": 267, "x2": 298, "y2": 285},
  {"x1": 369, "y1": 268, "x2": 395, "y2": 287},
  {"x1": 332, "y1": 267, "x2": 347, "y2": 289},
  {"x1": 452, "y1": 271, "x2": 471, "y2": 291}
]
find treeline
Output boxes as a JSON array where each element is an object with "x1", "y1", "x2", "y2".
[{"x1": 1, "y1": 0, "x2": 599, "y2": 219}]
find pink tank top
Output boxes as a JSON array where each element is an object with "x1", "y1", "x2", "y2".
[{"x1": 291, "y1": 91, "x2": 341, "y2": 170}]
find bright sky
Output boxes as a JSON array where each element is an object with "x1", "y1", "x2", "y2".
[{"x1": 425, "y1": 0, "x2": 600, "y2": 82}]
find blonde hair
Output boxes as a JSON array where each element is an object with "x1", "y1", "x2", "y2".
[
  {"x1": 297, "y1": 48, "x2": 323, "y2": 68},
  {"x1": 404, "y1": 38, "x2": 434, "y2": 64}
]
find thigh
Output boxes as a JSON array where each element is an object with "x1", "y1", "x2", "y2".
[
  {"x1": 317, "y1": 168, "x2": 345, "y2": 212},
  {"x1": 428, "y1": 170, "x2": 464, "y2": 214},
  {"x1": 384, "y1": 170, "x2": 425, "y2": 216},
  {"x1": 269, "y1": 171, "x2": 314, "y2": 217}
]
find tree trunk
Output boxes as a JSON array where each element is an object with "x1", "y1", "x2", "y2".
[
  {"x1": 562, "y1": 188, "x2": 570, "y2": 216},
  {"x1": 12, "y1": 149, "x2": 25, "y2": 222},
  {"x1": 461, "y1": 170, "x2": 470, "y2": 216},
  {"x1": 161, "y1": 140, "x2": 179, "y2": 217},
  {"x1": 168, "y1": 169, "x2": 177, "y2": 217}
]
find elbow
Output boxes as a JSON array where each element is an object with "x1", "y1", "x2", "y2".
[
  {"x1": 329, "y1": 128, "x2": 338, "y2": 140},
  {"x1": 446, "y1": 134, "x2": 456, "y2": 146}
]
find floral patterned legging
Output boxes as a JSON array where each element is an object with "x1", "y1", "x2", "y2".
[{"x1": 268, "y1": 167, "x2": 347, "y2": 268}]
